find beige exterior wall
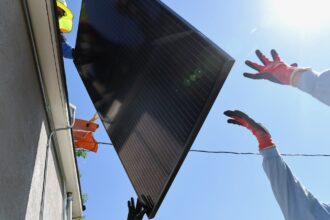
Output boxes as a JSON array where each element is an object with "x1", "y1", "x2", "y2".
[{"x1": 0, "y1": 1, "x2": 68, "y2": 219}]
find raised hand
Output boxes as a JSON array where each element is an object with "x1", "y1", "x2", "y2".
[
  {"x1": 224, "y1": 110, "x2": 275, "y2": 150},
  {"x1": 244, "y1": 49, "x2": 306, "y2": 85},
  {"x1": 127, "y1": 197, "x2": 146, "y2": 220}
]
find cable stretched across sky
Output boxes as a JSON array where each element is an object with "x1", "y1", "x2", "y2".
[
  {"x1": 189, "y1": 149, "x2": 330, "y2": 157},
  {"x1": 95, "y1": 142, "x2": 330, "y2": 157}
]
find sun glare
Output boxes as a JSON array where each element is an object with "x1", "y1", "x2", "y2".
[{"x1": 274, "y1": 0, "x2": 330, "y2": 29}]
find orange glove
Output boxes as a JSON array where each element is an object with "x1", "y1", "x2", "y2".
[
  {"x1": 244, "y1": 49, "x2": 308, "y2": 85},
  {"x1": 224, "y1": 110, "x2": 275, "y2": 150}
]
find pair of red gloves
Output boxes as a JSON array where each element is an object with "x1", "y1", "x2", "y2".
[{"x1": 225, "y1": 50, "x2": 307, "y2": 150}]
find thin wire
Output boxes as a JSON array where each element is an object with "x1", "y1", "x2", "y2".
[
  {"x1": 97, "y1": 141, "x2": 114, "y2": 146},
  {"x1": 95, "y1": 141, "x2": 330, "y2": 157},
  {"x1": 189, "y1": 149, "x2": 330, "y2": 157},
  {"x1": 190, "y1": 150, "x2": 259, "y2": 155}
]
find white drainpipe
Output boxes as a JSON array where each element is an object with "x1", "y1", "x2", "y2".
[{"x1": 67, "y1": 192, "x2": 73, "y2": 220}]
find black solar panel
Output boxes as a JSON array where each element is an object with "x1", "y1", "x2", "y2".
[{"x1": 74, "y1": 0, "x2": 234, "y2": 218}]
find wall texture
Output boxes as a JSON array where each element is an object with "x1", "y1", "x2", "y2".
[
  {"x1": 0, "y1": 1, "x2": 65, "y2": 219},
  {"x1": 42, "y1": 146, "x2": 65, "y2": 220}
]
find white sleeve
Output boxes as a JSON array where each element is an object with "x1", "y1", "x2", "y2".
[
  {"x1": 261, "y1": 147, "x2": 330, "y2": 220},
  {"x1": 294, "y1": 70, "x2": 330, "y2": 106}
]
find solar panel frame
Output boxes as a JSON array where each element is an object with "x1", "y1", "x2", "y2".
[{"x1": 74, "y1": 0, "x2": 234, "y2": 218}]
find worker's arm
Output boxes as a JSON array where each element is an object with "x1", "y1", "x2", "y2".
[
  {"x1": 59, "y1": 33, "x2": 73, "y2": 59},
  {"x1": 292, "y1": 69, "x2": 330, "y2": 106},
  {"x1": 61, "y1": 41, "x2": 73, "y2": 59},
  {"x1": 224, "y1": 110, "x2": 330, "y2": 220},
  {"x1": 262, "y1": 147, "x2": 330, "y2": 220}
]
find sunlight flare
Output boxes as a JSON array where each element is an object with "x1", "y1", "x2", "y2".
[{"x1": 273, "y1": 0, "x2": 330, "y2": 29}]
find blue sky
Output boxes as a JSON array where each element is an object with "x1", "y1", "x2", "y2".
[{"x1": 63, "y1": 0, "x2": 330, "y2": 219}]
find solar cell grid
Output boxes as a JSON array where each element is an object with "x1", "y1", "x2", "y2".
[{"x1": 75, "y1": 0, "x2": 234, "y2": 217}]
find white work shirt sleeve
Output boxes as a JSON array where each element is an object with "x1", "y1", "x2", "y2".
[
  {"x1": 294, "y1": 70, "x2": 330, "y2": 106},
  {"x1": 261, "y1": 147, "x2": 330, "y2": 220}
]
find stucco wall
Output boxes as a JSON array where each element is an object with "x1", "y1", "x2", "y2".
[
  {"x1": 0, "y1": 1, "x2": 65, "y2": 219},
  {"x1": 41, "y1": 146, "x2": 65, "y2": 220}
]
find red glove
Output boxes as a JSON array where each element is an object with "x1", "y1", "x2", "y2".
[
  {"x1": 244, "y1": 49, "x2": 307, "y2": 85},
  {"x1": 224, "y1": 110, "x2": 275, "y2": 150}
]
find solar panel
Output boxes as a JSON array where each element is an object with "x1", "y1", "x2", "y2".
[{"x1": 74, "y1": 0, "x2": 234, "y2": 218}]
